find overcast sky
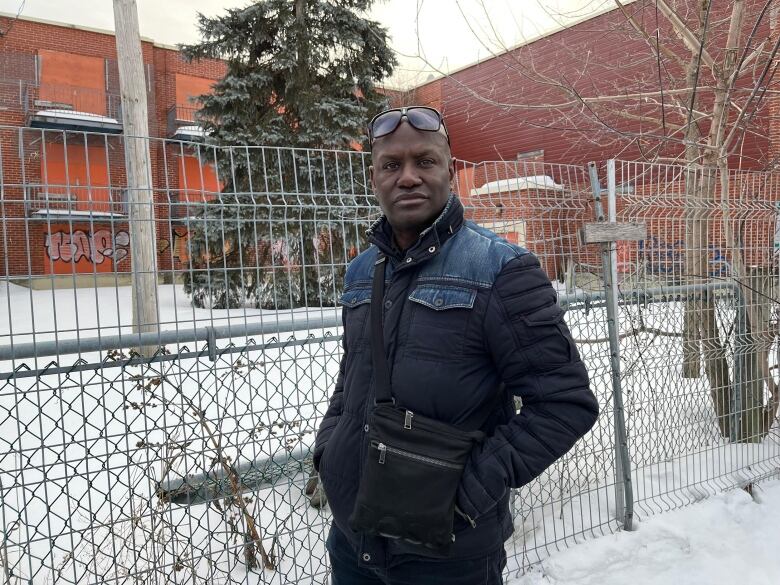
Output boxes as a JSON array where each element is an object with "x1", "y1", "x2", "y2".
[{"x1": 0, "y1": 0, "x2": 611, "y2": 87}]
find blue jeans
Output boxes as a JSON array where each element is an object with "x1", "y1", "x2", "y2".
[{"x1": 327, "y1": 526, "x2": 506, "y2": 585}]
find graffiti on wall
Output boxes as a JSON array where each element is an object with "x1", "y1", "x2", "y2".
[
  {"x1": 157, "y1": 227, "x2": 191, "y2": 263},
  {"x1": 640, "y1": 236, "x2": 729, "y2": 277},
  {"x1": 45, "y1": 228, "x2": 130, "y2": 266}
]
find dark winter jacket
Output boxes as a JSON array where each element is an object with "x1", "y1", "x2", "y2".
[{"x1": 313, "y1": 195, "x2": 598, "y2": 569}]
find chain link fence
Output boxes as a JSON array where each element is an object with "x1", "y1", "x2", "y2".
[{"x1": 0, "y1": 127, "x2": 779, "y2": 583}]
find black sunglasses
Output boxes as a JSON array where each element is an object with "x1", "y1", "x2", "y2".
[{"x1": 368, "y1": 106, "x2": 450, "y2": 145}]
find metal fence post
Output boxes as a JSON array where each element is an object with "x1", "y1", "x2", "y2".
[
  {"x1": 587, "y1": 160, "x2": 634, "y2": 531},
  {"x1": 731, "y1": 287, "x2": 748, "y2": 443}
]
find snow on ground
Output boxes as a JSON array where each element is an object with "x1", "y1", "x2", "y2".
[
  {"x1": 510, "y1": 478, "x2": 780, "y2": 585},
  {"x1": 2, "y1": 281, "x2": 779, "y2": 583},
  {"x1": 0, "y1": 281, "x2": 341, "y2": 346},
  {"x1": 34, "y1": 109, "x2": 120, "y2": 125},
  {"x1": 0, "y1": 282, "x2": 342, "y2": 583}
]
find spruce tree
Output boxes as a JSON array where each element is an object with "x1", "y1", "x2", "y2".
[{"x1": 180, "y1": 0, "x2": 395, "y2": 309}]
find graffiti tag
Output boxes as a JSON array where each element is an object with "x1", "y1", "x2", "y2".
[
  {"x1": 640, "y1": 236, "x2": 729, "y2": 277},
  {"x1": 45, "y1": 229, "x2": 130, "y2": 265},
  {"x1": 158, "y1": 227, "x2": 191, "y2": 262}
]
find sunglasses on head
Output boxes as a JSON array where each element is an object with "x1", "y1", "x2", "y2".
[{"x1": 368, "y1": 106, "x2": 450, "y2": 146}]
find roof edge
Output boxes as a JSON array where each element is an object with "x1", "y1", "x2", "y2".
[{"x1": 0, "y1": 11, "x2": 156, "y2": 44}]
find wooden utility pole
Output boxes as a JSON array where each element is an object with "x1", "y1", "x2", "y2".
[{"x1": 113, "y1": 0, "x2": 159, "y2": 356}]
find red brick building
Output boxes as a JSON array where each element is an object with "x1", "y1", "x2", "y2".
[
  {"x1": 402, "y1": 0, "x2": 780, "y2": 170},
  {"x1": 394, "y1": 1, "x2": 780, "y2": 279},
  {"x1": 0, "y1": 13, "x2": 226, "y2": 281},
  {"x1": 1, "y1": 3, "x2": 778, "y2": 283}
]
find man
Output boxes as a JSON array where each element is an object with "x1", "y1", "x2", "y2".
[{"x1": 313, "y1": 106, "x2": 598, "y2": 584}]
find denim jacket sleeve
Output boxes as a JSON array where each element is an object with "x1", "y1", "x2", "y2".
[
  {"x1": 312, "y1": 311, "x2": 346, "y2": 472},
  {"x1": 456, "y1": 253, "x2": 599, "y2": 521}
]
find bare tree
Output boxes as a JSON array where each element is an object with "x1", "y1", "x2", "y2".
[{"x1": 403, "y1": 0, "x2": 780, "y2": 440}]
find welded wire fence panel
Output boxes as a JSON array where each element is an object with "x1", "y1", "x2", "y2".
[
  {"x1": 454, "y1": 160, "x2": 621, "y2": 570},
  {"x1": 612, "y1": 159, "x2": 780, "y2": 520},
  {"x1": 2, "y1": 126, "x2": 779, "y2": 584},
  {"x1": 0, "y1": 127, "x2": 374, "y2": 585}
]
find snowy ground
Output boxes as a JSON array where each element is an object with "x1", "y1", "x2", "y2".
[
  {"x1": 1, "y1": 281, "x2": 779, "y2": 584},
  {"x1": 0, "y1": 282, "x2": 341, "y2": 584},
  {"x1": 510, "y1": 478, "x2": 780, "y2": 585}
]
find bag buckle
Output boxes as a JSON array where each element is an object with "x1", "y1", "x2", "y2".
[
  {"x1": 374, "y1": 397, "x2": 396, "y2": 406},
  {"x1": 404, "y1": 410, "x2": 414, "y2": 429}
]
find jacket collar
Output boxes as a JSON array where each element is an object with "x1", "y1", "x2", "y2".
[{"x1": 367, "y1": 194, "x2": 464, "y2": 264}]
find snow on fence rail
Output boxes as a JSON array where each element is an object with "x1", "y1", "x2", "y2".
[{"x1": 0, "y1": 128, "x2": 779, "y2": 584}]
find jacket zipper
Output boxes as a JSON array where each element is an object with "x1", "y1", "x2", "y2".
[
  {"x1": 372, "y1": 441, "x2": 461, "y2": 469},
  {"x1": 454, "y1": 505, "x2": 477, "y2": 528}
]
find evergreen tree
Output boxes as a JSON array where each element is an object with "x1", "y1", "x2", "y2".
[{"x1": 180, "y1": 0, "x2": 395, "y2": 309}]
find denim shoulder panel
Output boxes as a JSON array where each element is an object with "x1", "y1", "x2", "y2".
[
  {"x1": 343, "y1": 246, "x2": 379, "y2": 290},
  {"x1": 418, "y1": 221, "x2": 529, "y2": 287}
]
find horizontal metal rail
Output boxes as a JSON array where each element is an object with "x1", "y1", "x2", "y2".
[
  {"x1": 557, "y1": 281, "x2": 737, "y2": 309},
  {"x1": 0, "y1": 334, "x2": 342, "y2": 381},
  {"x1": 153, "y1": 281, "x2": 740, "y2": 506},
  {"x1": 158, "y1": 442, "x2": 314, "y2": 506},
  {"x1": 0, "y1": 282, "x2": 737, "y2": 365},
  {"x1": 0, "y1": 312, "x2": 342, "y2": 363}
]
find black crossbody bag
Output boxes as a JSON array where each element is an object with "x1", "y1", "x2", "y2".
[{"x1": 348, "y1": 254, "x2": 498, "y2": 554}]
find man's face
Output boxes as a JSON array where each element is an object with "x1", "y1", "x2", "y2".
[{"x1": 369, "y1": 121, "x2": 454, "y2": 238}]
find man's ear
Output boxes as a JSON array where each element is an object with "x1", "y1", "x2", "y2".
[
  {"x1": 448, "y1": 157, "x2": 455, "y2": 185},
  {"x1": 369, "y1": 164, "x2": 375, "y2": 192}
]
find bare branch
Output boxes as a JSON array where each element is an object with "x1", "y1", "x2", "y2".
[
  {"x1": 723, "y1": 36, "x2": 780, "y2": 156},
  {"x1": 734, "y1": 40, "x2": 767, "y2": 81},
  {"x1": 656, "y1": 0, "x2": 717, "y2": 72},
  {"x1": 730, "y1": 0, "x2": 775, "y2": 84},
  {"x1": 613, "y1": 0, "x2": 687, "y2": 70},
  {"x1": 708, "y1": 0, "x2": 747, "y2": 157}
]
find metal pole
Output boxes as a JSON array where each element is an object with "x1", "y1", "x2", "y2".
[
  {"x1": 731, "y1": 287, "x2": 747, "y2": 443},
  {"x1": 588, "y1": 161, "x2": 634, "y2": 531},
  {"x1": 113, "y1": 0, "x2": 159, "y2": 357}
]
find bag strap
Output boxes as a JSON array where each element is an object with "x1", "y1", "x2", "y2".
[
  {"x1": 369, "y1": 250, "x2": 506, "y2": 427},
  {"x1": 370, "y1": 253, "x2": 394, "y2": 405}
]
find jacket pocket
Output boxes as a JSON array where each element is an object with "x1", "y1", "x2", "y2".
[
  {"x1": 520, "y1": 303, "x2": 573, "y2": 367},
  {"x1": 408, "y1": 285, "x2": 477, "y2": 312},
  {"x1": 338, "y1": 287, "x2": 371, "y2": 353},
  {"x1": 404, "y1": 285, "x2": 477, "y2": 362},
  {"x1": 339, "y1": 287, "x2": 372, "y2": 308}
]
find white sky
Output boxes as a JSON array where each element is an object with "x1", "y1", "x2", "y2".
[{"x1": 0, "y1": 0, "x2": 612, "y2": 88}]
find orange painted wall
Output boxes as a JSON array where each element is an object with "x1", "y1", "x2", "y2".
[
  {"x1": 173, "y1": 74, "x2": 215, "y2": 123},
  {"x1": 175, "y1": 74, "x2": 213, "y2": 105},
  {"x1": 178, "y1": 155, "x2": 222, "y2": 202},
  {"x1": 43, "y1": 142, "x2": 111, "y2": 212},
  {"x1": 454, "y1": 166, "x2": 476, "y2": 203},
  {"x1": 38, "y1": 49, "x2": 106, "y2": 115}
]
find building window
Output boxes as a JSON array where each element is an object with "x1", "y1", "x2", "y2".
[
  {"x1": 37, "y1": 50, "x2": 107, "y2": 116},
  {"x1": 40, "y1": 141, "x2": 115, "y2": 213},
  {"x1": 178, "y1": 155, "x2": 222, "y2": 203}
]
